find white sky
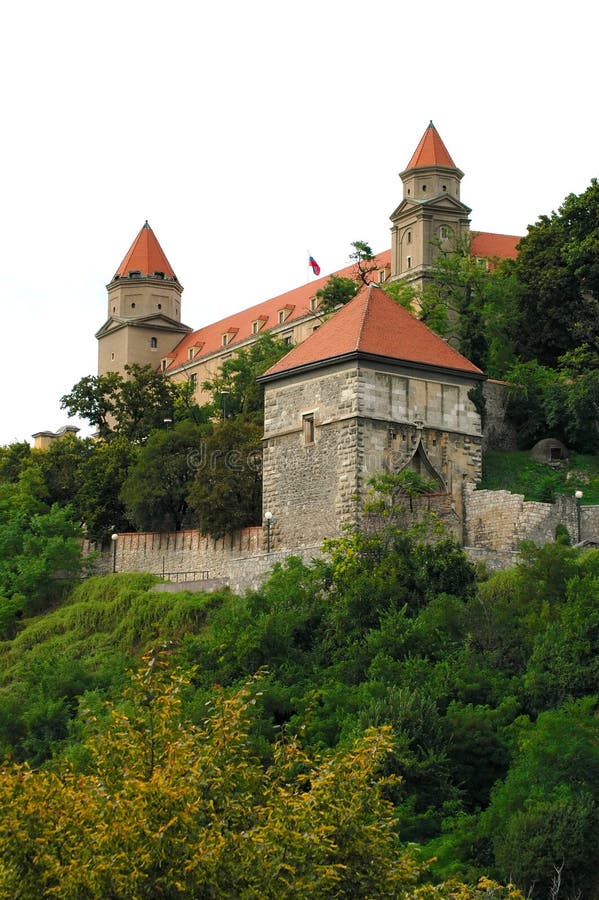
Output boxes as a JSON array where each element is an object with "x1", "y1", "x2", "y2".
[{"x1": 1, "y1": 0, "x2": 597, "y2": 446}]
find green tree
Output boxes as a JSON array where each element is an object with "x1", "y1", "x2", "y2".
[
  {"x1": 508, "y1": 179, "x2": 599, "y2": 367},
  {"x1": 314, "y1": 274, "x2": 360, "y2": 314},
  {"x1": 121, "y1": 420, "x2": 211, "y2": 531},
  {"x1": 0, "y1": 652, "x2": 487, "y2": 900},
  {"x1": 202, "y1": 332, "x2": 289, "y2": 425},
  {"x1": 61, "y1": 364, "x2": 192, "y2": 443},
  {"x1": 186, "y1": 420, "x2": 263, "y2": 538},
  {"x1": 76, "y1": 436, "x2": 139, "y2": 540}
]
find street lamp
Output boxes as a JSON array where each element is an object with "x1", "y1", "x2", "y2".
[
  {"x1": 264, "y1": 510, "x2": 273, "y2": 553},
  {"x1": 575, "y1": 490, "x2": 583, "y2": 543},
  {"x1": 163, "y1": 417, "x2": 173, "y2": 428},
  {"x1": 111, "y1": 532, "x2": 119, "y2": 573}
]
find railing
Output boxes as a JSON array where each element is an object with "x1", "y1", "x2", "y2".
[{"x1": 160, "y1": 570, "x2": 210, "y2": 583}]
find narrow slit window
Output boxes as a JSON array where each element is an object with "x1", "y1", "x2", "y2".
[{"x1": 303, "y1": 413, "x2": 315, "y2": 445}]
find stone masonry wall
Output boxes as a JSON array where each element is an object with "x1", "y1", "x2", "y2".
[
  {"x1": 262, "y1": 364, "x2": 361, "y2": 549},
  {"x1": 464, "y1": 483, "x2": 596, "y2": 549},
  {"x1": 482, "y1": 379, "x2": 518, "y2": 451}
]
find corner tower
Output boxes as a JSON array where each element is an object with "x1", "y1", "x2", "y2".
[
  {"x1": 96, "y1": 222, "x2": 191, "y2": 377},
  {"x1": 390, "y1": 122, "x2": 471, "y2": 290}
]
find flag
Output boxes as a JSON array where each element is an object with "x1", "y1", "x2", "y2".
[{"x1": 308, "y1": 256, "x2": 321, "y2": 276}]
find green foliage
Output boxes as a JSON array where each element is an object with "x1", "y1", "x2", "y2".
[
  {"x1": 505, "y1": 358, "x2": 599, "y2": 451},
  {"x1": 508, "y1": 179, "x2": 599, "y2": 367},
  {"x1": 0, "y1": 475, "x2": 85, "y2": 629},
  {"x1": 482, "y1": 697, "x2": 599, "y2": 899},
  {"x1": 121, "y1": 420, "x2": 211, "y2": 531},
  {"x1": 202, "y1": 332, "x2": 289, "y2": 425},
  {"x1": 0, "y1": 654, "x2": 453, "y2": 900},
  {"x1": 314, "y1": 273, "x2": 359, "y2": 314},
  {"x1": 61, "y1": 364, "x2": 194, "y2": 443},
  {"x1": 480, "y1": 449, "x2": 599, "y2": 502},
  {"x1": 186, "y1": 420, "x2": 262, "y2": 538}
]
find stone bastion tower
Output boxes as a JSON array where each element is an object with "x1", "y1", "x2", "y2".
[{"x1": 259, "y1": 282, "x2": 485, "y2": 550}]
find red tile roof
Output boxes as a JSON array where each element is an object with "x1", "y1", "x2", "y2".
[
  {"x1": 262, "y1": 283, "x2": 484, "y2": 379},
  {"x1": 163, "y1": 251, "x2": 392, "y2": 371},
  {"x1": 471, "y1": 232, "x2": 520, "y2": 260},
  {"x1": 406, "y1": 121, "x2": 457, "y2": 170},
  {"x1": 114, "y1": 221, "x2": 179, "y2": 281}
]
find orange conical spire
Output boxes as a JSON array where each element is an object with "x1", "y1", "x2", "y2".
[
  {"x1": 406, "y1": 121, "x2": 456, "y2": 170},
  {"x1": 114, "y1": 221, "x2": 178, "y2": 281}
]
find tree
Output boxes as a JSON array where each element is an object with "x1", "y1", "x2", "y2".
[
  {"x1": 186, "y1": 420, "x2": 262, "y2": 538},
  {"x1": 0, "y1": 469, "x2": 85, "y2": 630},
  {"x1": 202, "y1": 332, "x2": 289, "y2": 425},
  {"x1": 0, "y1": 651, "x2": 494, "y2": 900},
  {"x1": 121, "y1": 420, "x2": 211, "y2": 531},
  {"x1": 420, "y1": 237, "x2": 504, "y2": 371},
  {"x1": 314, "y1": 274, "x2": 360, "y2": 315},
  {"x1": 76, "y1": 436, "x2": 140, "y2": 540},
  {"x1": 508, "y1": 179, "x2": 599, "y2": 367},
  {"x1": 349, "y1": 239, "x2": 377, "y2": 285},
  {"x1": 61, "y1": 364, "x2": 191, "y2": 443}
]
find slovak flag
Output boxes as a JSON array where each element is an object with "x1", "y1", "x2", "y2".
[{"x1": 308, "y1": 256, "x2": 321, "y2": 276}]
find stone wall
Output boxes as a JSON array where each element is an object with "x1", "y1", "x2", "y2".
[{"x1": 464, "y1": 483, "x2": 596, "y2": 549}]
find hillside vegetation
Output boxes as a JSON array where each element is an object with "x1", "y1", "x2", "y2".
[{"x1": 0, "y1": 513, "x2": 598, "y2": 897}]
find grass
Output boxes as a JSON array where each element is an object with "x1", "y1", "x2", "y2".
[{"x1": 479, "y1": 451, "x2": 599, "y2": 503}]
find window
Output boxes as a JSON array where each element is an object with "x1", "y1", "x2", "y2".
[
  {"x1": 157, "y1": 303, "x2": 162, "y2": 310},
  {"x1": 440, "y1": 226, "x2": 449, "y2": 239},
  {"x1": 422, "y1": 184, "x2": 427, "y2": 192},
  {"x1": 188, "y1": 347, "x2": 195, "y2": 360},
  {"x1": 111, "y1": 352, "x2": 115, "y2": 361},
  {"x1": 312, "y1": 324, "x2": 320, "y2": 332},
  {"x1": 128, "y1": 270, "x2": 141, "y2": 278},
  {"x1": 442, "y1": 184, "x2": 447, "y2": 192},
  {"x1": 303, "y1": 413, "x2": 315, "y2": 445},
  {"x1": 407, "y1": 188, "x2": 411, "y2": 196},
  {"x1": 112, "y1": 305, "x2": 116, "y2": 313},
  {"x1": 150, "y1": 337, "x2": 158, "y2": 349},
  {"x1": 309, "y1": 297, "x2": 318, "y2": 312},
  {"x1": 278, "y1": 310, "x2": 286, "y2": 324},
  {"x1": 161, "y1": 359, "x2": 168, "y2": 372},
  {"x1": 222, "y1": 333, "x2": 230, "y2": 346},
  {"x1": 283, "y1": 333, "x2": 293, "y2": 346},
  {"x1": 190, "y1": 373, "x2": 198, "y2": 390},
  {"x1": 154, "y1": 271, "x2": 164, "y2": 279},
  {"x1": 131, "y1": 302, "x2": 136, "y2": 309},
  {"x1": 407, "y1": 230, "x2": 412, "y2": 244},
  {"x1": 406, "y1": 256, "x2": 412, "y2": 269},
  {"x1": 378, "y1": 269, "x2": 386, "y2": 283}
]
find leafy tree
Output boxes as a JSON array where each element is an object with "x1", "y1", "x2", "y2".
[
  {"x1": 0, "y1": 471, "x2": 85, "y2": 629},
  {"x1": 0, "y1": 651, "x2": 498, "y2": 900},
  {"x1": 202, "y1": 332, "x2": 289, "y2": 425},
  {"x1": 186, "y1": 420, "x2": 263, "y2": 538},
  {"x1": 121, "y1": 420, "x2": 211, "y2": 531},
  {"x1": 314, "y1": 274, "x2": 360, "y2": 314},
  {"x1": 508, "y1": 179, "x2": 599, "y2": 367},
  {"x1": 506, "y1": 359, "x2": 599, "y2": 451},
  {"x1": 75, "y1": 436, "x2": 139, "y2": 540},
  {"x1": 349, "y1": 239, "x2": 377, "y2": 284},
  {"x1": 0, "y1": 441, "x2": 33, "y2": 483},
  {"x1": 419, "y1": 237, "x2": 504, "y2": 371},
  {"x1": 61, "y1": 364, "x2": 192, "y2": 443},
  {"x1": 35, "y1": 432, "x2": 95, "y2": 507},
  {"x1": 482, "y1": 697, "x2": 599, "y2": 898}
]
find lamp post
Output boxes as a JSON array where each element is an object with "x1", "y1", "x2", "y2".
[
  {"x1": 575, "y1": 490, "x2": 583, "y2": 543},
  {"x1": 163, "y1": 417, "x2": 173, "y2": 429},
  {"x1": 264, "y1": 510, "x2": 273, "y2": 553},
  {"x1": 111, "y1": 532, "x2": 118, "y2": 573}
]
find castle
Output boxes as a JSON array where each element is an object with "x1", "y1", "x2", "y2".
[{"x1": 95, "y1": 123, "x2": 523, "y2": 550}]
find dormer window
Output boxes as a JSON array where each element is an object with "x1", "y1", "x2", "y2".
[
  {"x1": 153, "y1": 271, "x2": 164, "y2": 279},
  {"x1": 277, "y1": 304, "x2": 294, "y2": 324},
  {"x1": 222, "y1": 327, "x2": 239, "y2": 347},
  {"x1": 128, "y1": 270, "x2": 141, "y2": 278},
  {"x1": 251, "y1": 316, "x2": 268, "y2": 335},
  {"x1": 378, "y1": 269, "x2": 386, "y2": 283},
  {"x1": 161, "y1": 359, "x2": 168, "y2": 372},
  {"x1": 309, "y1": 297, "x2": 319, "y2": 312}
]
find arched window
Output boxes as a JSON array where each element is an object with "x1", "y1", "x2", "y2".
[{"x1": 150, "y1": 337, "x2": 158, "y2": 349}]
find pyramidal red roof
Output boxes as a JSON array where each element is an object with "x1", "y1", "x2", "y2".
[
  {"x1": 263, "y1": 283, "x2": 483, "y2": 379},
  {"x1": 406, "y1": 121, "x2": 457, "y2": 170},
  {"x1": 114, "y1": 221, "x2": 178, "y2": 281}
]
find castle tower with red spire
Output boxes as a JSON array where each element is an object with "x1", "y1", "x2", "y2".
[
  {"x1": 96, "y1": 221, "x2": 191, "y2": 377},
  {"x1": 389, "y1": 121, "x2": 472, "y2": 290}
]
